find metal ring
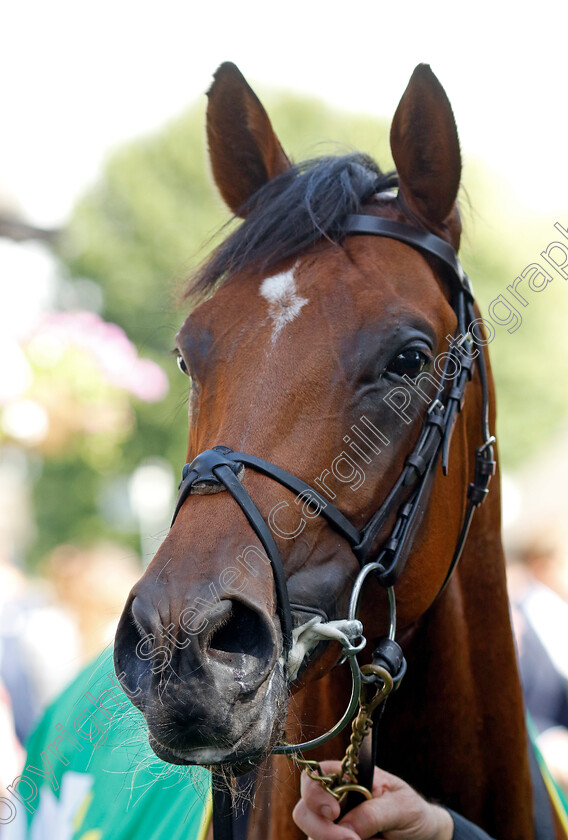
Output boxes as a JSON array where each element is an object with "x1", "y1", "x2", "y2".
[
  {"x1": 332, "y1": 783, "x2": 373, "y2": 803},
  {"x1": 273, "y1": 643, "x2": 364, "y2": 754},
  {"x1": 387, "y1": 586, "x2": 396, "y2": 641},
  {"x1": 274, "y1": 573, "x2": 396, "y2": 754},
  {"x1": 341, "y1": 636, "x2": 367, "y2": 656},
  {"x1": 348, "y1": 561, "x2": 384, "y2": 622},
  {"x1": 348, "y1": 563, "x2": 397, "y2": 641},
  {"x1": 360, "y1": 664, "x2": 394, "y2": 712}
]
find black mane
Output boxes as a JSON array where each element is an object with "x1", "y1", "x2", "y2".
[{"x1": 188, "y1": 153, "x2": 398, "y2": 299}]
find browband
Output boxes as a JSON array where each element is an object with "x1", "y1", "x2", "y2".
[{"x1": 343, "y1": 215, "x2": 474, "y2": 299}]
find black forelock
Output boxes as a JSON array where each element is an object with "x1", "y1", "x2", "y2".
[{"x1": 187, "y1": 153, "x2": 398, "y2": 300}]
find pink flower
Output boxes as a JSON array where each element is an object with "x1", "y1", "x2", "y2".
[{"x1": 27, "y1": 312, "x2": 169, "y2": 402}]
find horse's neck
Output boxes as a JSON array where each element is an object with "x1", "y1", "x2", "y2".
[{"x1": 379, "y1": 497, "x2": 536, "y2": 839}]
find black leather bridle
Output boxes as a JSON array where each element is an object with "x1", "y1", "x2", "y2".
[{"x1": 169, "y1": 215, "x2": 496, "y2": 839}]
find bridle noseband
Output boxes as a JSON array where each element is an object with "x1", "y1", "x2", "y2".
[{"x1": 169, "y1": 215, "x2": 496, "y2": 768}]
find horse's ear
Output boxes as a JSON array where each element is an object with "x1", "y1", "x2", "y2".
[
  {"x1": 390, "y1": 65, "x2": 461, "y2": 233},
  {"x1": 206, "y1": 62, "x2": 291, "y2": 217}
]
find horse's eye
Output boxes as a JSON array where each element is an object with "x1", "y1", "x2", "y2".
[
  {"x1": 177, "y1": 355, "x2": 189, "y2": 376},
  {"x1": 386, "y1": 349, "x2": 430, "y2": 378}
]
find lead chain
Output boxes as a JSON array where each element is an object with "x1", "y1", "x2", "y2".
[{"x1": 293, "y1": 664, "x2": 394, "y2": 804}]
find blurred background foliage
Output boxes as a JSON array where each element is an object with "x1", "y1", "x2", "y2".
[{"x1": 16, "y1": 91, "x2": 568, "y2": 566}]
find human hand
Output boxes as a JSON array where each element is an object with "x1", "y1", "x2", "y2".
[{"x1": 292, "y1": 761, "x2": 454, "y2": 840}]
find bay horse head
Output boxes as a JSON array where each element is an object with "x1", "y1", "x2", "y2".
[{"x1": 114, "y1": 63, "x2": 493, "y2": 775}]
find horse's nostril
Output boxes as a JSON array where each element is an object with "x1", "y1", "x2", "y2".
[
  {"x1": 114, "y1": 597, "x2": 154, "y2": 703},
  {"x1": 130, "y1": 595, "x2": 155, "y2": 639},
  {"x1": 207, "y1": 601, "x2": 275, "y2": 677}
]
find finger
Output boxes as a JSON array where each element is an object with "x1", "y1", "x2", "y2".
[
  {"x1": 338, "y1": 796, "x2": 395, "y2": 840},
  {"x1": 293, "y1": 799, "x2": 360, "y2": 840},
  {"x1": 338, "y1": 773, "x2": 422, "y2": 840},
  {"x1": 299, "y1": 763, "x2": 343, "y2": 822},
  {"x1": 370, "y1": 765, "x2": 407, "y2": 797}
]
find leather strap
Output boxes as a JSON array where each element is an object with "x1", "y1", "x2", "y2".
[
  {"x1": 216, "y1": 465, "x2": 294, "y2": 653},
  {"x1": 212, "y1": 786, "x2": 235, "y2": 840},
  {"x1": 172, "y1": 446, "x2": 294, "y2": 653},
  {"x1": 233, "y1": 452, "x2": 361, "y2": 547},
  {"x1": 343, "y1": 216, "x2": 474, "y2": 300},
  {"x1": 434, "y1": 299, "x2": 495, "y2": 603}
]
